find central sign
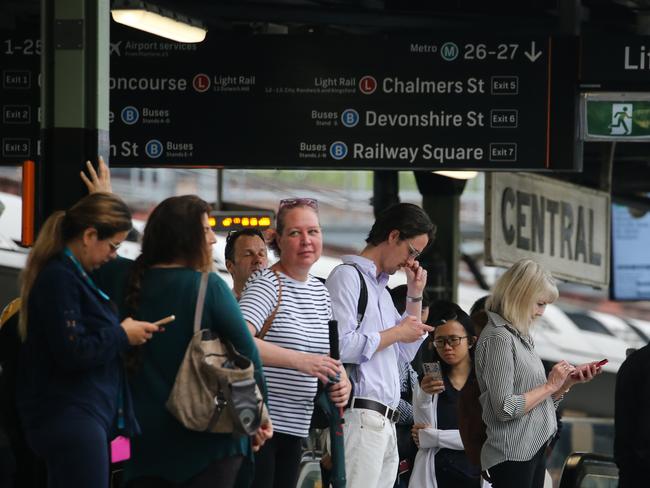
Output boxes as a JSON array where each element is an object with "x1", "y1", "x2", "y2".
[{"x1": 485, "y1": 173, "x2": 610, "y2": 288}]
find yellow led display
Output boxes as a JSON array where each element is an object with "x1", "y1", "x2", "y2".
[{"x1": 210, "y1": 211, "x2": 275, "y2": 231}]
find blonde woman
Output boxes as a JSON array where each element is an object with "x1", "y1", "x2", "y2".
[
  {"x1": 239, "y1": 198, "x2": 351, "y2": 488},
  {"x1": 475, "y1": 259, "x2": 602, "y2": 488}
]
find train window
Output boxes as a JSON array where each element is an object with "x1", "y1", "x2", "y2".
[
  {"x1": 625, "y1": 321, "x2": 650, "y2": 342},
  {"x1": 565, "y1": 312, "x2": 615, "y2": 336}
]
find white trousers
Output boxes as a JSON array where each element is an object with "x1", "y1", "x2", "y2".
[{"x1": 343, "y1": 408, "x2": 399, "y2": 488}]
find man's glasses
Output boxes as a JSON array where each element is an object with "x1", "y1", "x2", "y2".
[
  {"x1": 407, "y1": 241, "x2": 422, "y2": 260},
  {"x1": 108, "y1": 240, "x2": 121, "y2": 252},
  {"x1": 433, "y1": 336, "x2": 469, "y2": 348},
  {"x1": 279, "y1": 198, "x2": 318, "y2": 212}
]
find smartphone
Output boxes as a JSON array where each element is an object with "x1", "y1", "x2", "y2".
[
  {"x1": 153, "y1": 315, "x2": 175, "y2": 327},
  {"x1": 422, "y1": 362, "x2": 443, "y2": 382},
  {"x1": 571, "y1": 359, "x2": 607, "y2": 378}
]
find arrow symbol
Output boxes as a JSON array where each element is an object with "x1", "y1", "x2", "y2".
[{"x1": 524, "y1": 41, "x2": 542, "y2": 62}]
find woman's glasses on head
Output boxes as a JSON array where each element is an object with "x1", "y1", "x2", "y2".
[{"x1": 278, "y1": 198, "x2": 318, "y2": 212}]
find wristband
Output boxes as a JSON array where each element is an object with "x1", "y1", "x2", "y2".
[{"x1": 406, "y1": 295, "x2": 423, "y2": 303}]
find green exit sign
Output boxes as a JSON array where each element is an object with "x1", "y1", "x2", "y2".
[{"x1": 583, "y1": 94, "x2": 650, "y2": 141}]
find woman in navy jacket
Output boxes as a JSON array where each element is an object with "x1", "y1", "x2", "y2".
[{"x1": 16, "y1": 192, "x2": 159, "y2": 488}]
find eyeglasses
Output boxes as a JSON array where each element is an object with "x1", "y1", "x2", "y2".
[
  {"x1": 407, "y1": 241, "x2": 422, "y2": 260},
  {"x1": 433, "y1": 336, "x2": 469, "y2": 348},
  {"x1": 225, "y1": 229, "x2": 265, "y2": 244},
  {"x1": 108, "y1": 240, "x2": 121, "y2": 252},
  {"x1": 279, "y1": 198, "x2": 318, "y2": 212}
]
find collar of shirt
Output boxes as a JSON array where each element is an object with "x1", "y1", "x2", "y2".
[
  {"x1": 341, "y1": 254, "x2": 390, "y2": 288},
  {"x1": 487, "y1": 311, "x2": 534, "y2": 349}
]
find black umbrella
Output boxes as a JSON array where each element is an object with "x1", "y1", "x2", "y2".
[{"x1": 315, "y1": 320, "x2": 346, "y2": 488}]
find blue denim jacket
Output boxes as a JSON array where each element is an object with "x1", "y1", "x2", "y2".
[{"x1": 16, "y1": 254, "x2": 138, "y2": 436}]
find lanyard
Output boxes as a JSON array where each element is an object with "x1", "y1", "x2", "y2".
[
  {"x1": 63, "y1": 247, "x2": 111, "y2": 301},
  {"x1": 64, "y1": 247, "x2": 126, "y2": 429}
]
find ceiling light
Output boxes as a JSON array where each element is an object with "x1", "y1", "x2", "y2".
[
  {"x1": 433, "y1": 171, "x2": 479, "y2": 180},
  {"x1": 111, "y1": 1, "x2": 207, "y2": 43}
]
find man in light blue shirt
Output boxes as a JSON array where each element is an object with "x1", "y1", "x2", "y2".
[{"x1": 326, "y1": 203, "x2": 435, "y2": 488}]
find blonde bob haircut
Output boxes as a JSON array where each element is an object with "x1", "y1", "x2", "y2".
[{"x1": 486, "y1": 259, "x2": 559, "y2": 335}]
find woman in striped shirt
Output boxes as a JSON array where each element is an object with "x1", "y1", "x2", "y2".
[
  {"x1": 239, "y1": 198, "x2": 351, "y2": 488},
  {"x1": 475, "y1": 259, "x2": 601, "y2": 488}
]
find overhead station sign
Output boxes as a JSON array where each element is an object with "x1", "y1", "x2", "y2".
[
  {"x1": 1, "y1": 27, "x2": 579, "y2": 169},
  {"x1": 485, "y1": 173, "x2": 610, "y2": 288},
  {"x1": 581, "y1": 36, "x2": 650, "y2": 87},
  {"x1": 108, "y1": 31, "x2": 577, "y2": 170}
]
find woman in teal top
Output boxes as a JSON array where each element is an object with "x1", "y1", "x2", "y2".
[{"x1": 95, "y1": 195, "x2": 270, "y2": 488}]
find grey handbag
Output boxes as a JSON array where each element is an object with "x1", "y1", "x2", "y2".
[{"x1": 166, "y1": 272, "x2": 267, "y2": 435}]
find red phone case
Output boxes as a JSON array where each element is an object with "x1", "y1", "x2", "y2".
[{"x1": 571, "y1": 359, "x2": 607, "y2": 377}]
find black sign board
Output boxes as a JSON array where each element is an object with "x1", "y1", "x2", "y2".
[
  {"x1": 580, "y1": 36, "x2": 650, "y2": 89},
  {"x1": 1, "y1": 26, "x2": 580, "y2": 170},
  {"x1": 0, "y1": 37, "x2": 40, "y2": 163}
]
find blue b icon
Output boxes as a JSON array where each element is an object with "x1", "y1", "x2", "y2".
[
  {"x1": 121, "y1": 106, "x2": 139, "y2": 125},
  {"x1": 341, "y1": 109, "x2": 359, "y2": 128},
  {"x1": 329, "y1": 141, "x2": 348, "y2": 160},
  {"x1": 145, "y1": 139, "x2": 163, "y2": 159}
]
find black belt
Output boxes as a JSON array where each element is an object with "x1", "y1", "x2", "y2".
[{"x1": 351, "y1": 398, "x2": 400, "y2": 423}]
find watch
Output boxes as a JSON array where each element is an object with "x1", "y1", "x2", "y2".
[{"x1": 406, "y1": 295, "x2": 423, "y2": 303}]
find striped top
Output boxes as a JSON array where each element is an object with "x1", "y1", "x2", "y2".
[
  {"x1": 239, "y1": 268, "x2": 331, "y2": 437},
  {"x1": 474, "y1": 311, "x2": 558, "y2": 470}
]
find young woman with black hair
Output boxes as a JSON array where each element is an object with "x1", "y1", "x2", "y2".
[{"x1": 409, "y1": 301, "x2": 485, "y2": 488}]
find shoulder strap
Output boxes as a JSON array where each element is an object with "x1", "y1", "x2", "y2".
[
  {"x1": 343, "y1": 263, "x2": 367, "y2": 330},
  {"x1": 257, "y1": 269, "x2": 283, "y2": 340},
  {"x1": 0, "y1": 298, "x2": 21, "y2": 328},
  {"x1": 193, "y1": 272, "x2": 209, "y2": 333}
]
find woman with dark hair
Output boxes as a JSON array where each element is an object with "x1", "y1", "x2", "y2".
[
  {"x1": 409, "y1": 301, "x2": 484, "y2": 488},
  {"x1": 94, "y1": 195, "x2": 270, "y2": 488},
  {"x1": 16, "y1": 192, "x2": 159, "y2": 488},
  {"x1": 238, "y1": 198, "x2": 351, "y2": 488}
]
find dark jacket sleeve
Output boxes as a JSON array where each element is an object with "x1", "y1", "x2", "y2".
[
  {"x1": 33, "y1": 264, "x2": 129, "y2": 372},
  {"x1": 205, "y1": 273, "x2": 267, "y2": 399},
  {"x1": 614, "y1": 354, "x2": 639, "y2": 472}
]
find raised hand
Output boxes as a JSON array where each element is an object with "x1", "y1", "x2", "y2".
[
  {"x1": 403, "y1": 260, "x2": 427, "y2": 297},
  {"x1": 80, "y1": 156, "x2": 112, "y2": 193}
]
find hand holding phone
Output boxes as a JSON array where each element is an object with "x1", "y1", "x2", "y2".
[{"x1": 571, "y1": 359, "x2": 607, "y2": 378}]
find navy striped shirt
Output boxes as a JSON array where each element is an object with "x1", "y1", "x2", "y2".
[
  {"x1": 475, "y1": 311, "x2": 558, "y2": 470},
  {"x1": 239, "y1": 269, "x2": 331, "y2": 437}
]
